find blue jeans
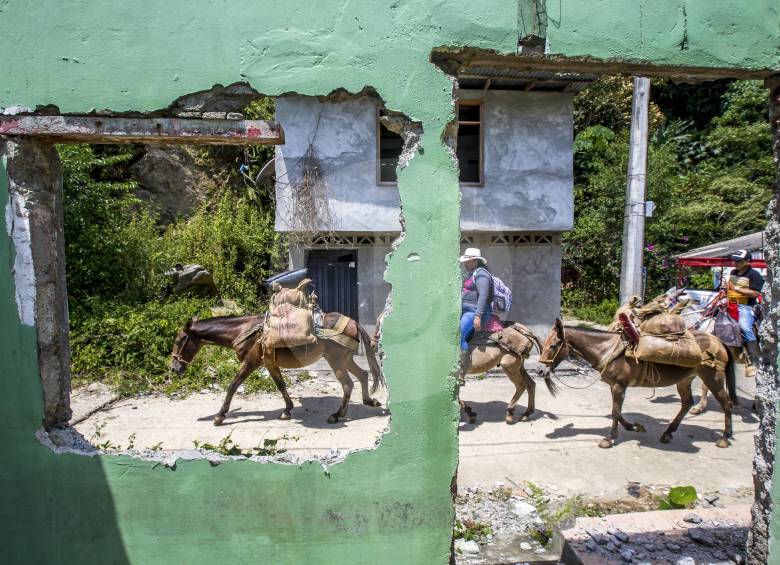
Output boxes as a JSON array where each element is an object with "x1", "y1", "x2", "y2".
[
  {"x1": 738, "y1": 304, "x2": 757, "y2": 342},
  {"x1": 460, "y1": 311, "x2": 476, "y2": 351}
]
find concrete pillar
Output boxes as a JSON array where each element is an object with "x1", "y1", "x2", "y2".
[
  {"x1": 619, "y1": 77, "x2": 651, "y2": 304},
  {"x1": 4, "y1": 138, "x2": 71, "y2": 428},
  {"x1": 746, "y1": 76, "x2": 780, "y2": 565}
]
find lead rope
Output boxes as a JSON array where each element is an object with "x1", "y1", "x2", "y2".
[{"x1": 550, "y1": 336, "x2": 625, "y2": 391}]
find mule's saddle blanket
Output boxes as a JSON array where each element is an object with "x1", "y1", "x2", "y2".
[
  {"x1": 471, "y1": 321, "x2": 536, "y2": 358},
  {"x1": 315, "y1": 314, "x2": 359, "y2": 350}
]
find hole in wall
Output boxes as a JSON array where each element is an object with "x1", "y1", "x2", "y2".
[
  {"x1": 433, "y1": 52, "x2": 772, "y2": 562},
  {"x1": 6, "y1": 85, "x2": 424, "y2": 465}
]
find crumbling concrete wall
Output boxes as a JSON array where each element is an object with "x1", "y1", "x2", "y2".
[
  {"x1": 0, "y1": 2, "x2": 779, "y2": 564},
  {"x1": 4, "y1": 138, "x2": 70, "y2": 428},
  {"x1": 751, "y1": 76, "x2": 780, "y2": 565}
]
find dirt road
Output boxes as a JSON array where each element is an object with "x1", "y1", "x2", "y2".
[{"x1": 73, "y1": 355, "x2": 757, "y2": 498}]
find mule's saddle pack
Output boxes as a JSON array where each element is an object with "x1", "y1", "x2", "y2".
[{"x1": 612, "y1": 295, "x2": 723, "y2": 372}]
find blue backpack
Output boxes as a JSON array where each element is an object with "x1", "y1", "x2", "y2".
[{"x1": 473, "y1": 268, "x2": 513, "y2": 313}]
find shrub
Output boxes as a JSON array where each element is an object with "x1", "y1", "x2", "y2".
[
  {"x1": 161, "y1": 191, "x2": 283, "y2": 307},
  {"x1": 562, "y1": 290, "x2": 618, "y2": 326},
  {"x1": 69, "y1": 297, "x2": 280, "y2": 397}
]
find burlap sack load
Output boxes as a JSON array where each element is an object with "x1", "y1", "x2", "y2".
[
  {"x1": 638, "y1": 312, "x2": 686, "y2": 335},
  {"x1": 634, "y1": 313, "x2": 702, "y2": 368},
  {"x1": 263, "y1": 279, "x2": 317, "y2": 349}
]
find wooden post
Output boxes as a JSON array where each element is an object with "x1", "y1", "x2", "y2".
[{"x1": 619, "y1": 76, "x2": 651, "y2": 304}]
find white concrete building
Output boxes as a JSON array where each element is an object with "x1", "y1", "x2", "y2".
[{"x1": 274, "y1": 70, "x2": 594, "y2": 336}]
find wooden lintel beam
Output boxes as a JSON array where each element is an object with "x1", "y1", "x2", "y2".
[{"x1": 0, "y1": 115, "x2": 285, "y2": 145}]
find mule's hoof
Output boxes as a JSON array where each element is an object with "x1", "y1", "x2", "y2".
[
  {"x1": 327, "y1": 414, "x2": 339, "y2": 424},
  {"x1": 518, "y1": 414, "x2": 531, "y2": 423},
  {"x1": 690, "y1": 406, "x2": 704, "y2": 416},
  {"x1": 598, "y1": 438, "x2": 613, "y2": 449},
  {"x1": 505, "y1": 414, "x2": 515, "y2": 425},
  {"x1": 632, "y1": 423, "x2": 646, "y2": 433},
  {"x1": 468, "y1": 413, "x2": 477, "y2": 425},
  {"x1": 364, "y1": 399, "x2": 382, "y2": 408},
  {"x1": 213, "y1": 415, "x2": 225, "y2": 426},
  {"x1": 279, "y1": 412, "x2": 291, "y2": 421},
  {"x1": 716, "y1": 438, "x2": 730, "y2": 449},
  {"x1": 660, "y1": 433, "x2": 673, "y2": 444}
]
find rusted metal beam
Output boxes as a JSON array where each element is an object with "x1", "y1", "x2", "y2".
[{"x1": 0, "y1": 115, "x2": 284, "y2": 145}]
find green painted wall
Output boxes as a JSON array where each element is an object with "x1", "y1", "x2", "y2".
[
  {"x1": 522, "y1": 0, "x2": 780, "y2": 71},
  {"x1": 0, "y1": 2, "x2": 778, "y2": 563}
]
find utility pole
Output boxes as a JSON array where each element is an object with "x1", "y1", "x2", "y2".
[{"x1": 619, "y1": 76, "x2": 651, "y2": 305}]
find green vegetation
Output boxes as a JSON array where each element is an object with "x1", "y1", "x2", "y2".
[
  {"x1": 566, "y1": 79, "x2": 771, "y2": 320},
  {"x1": 561, "y1": 289, "x2": 618, "y2": 326},
  {"x1": 658, "y1": 485, "x2": 698, "y2": 510},
  {"x1": 62, "y1": 97, "x2": 285, "y2": 397},
  {"x1": 193, "y1": 432, "x2": 299, "y2": 457},
  {"x1": 453, "y1": 519, "x2": 492, "y2": 543},
  {"x1": 525, "y1": 482, "x2": 600, "y2": 546}
]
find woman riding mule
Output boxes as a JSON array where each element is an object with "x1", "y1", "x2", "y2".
[
  {"x1": 537, "y1": 319, "x2": 736, "y2": 449},
  {"x1": 170, "y1": 312, "x2": 385, "y2": 425}
]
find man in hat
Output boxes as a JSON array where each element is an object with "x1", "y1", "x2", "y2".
[
  {"x1": 459, "y1": 248, "x2": 493, "y2": 354},
  {"x1": 727, "y1": 249, "x2": 764, "y2": 377}
]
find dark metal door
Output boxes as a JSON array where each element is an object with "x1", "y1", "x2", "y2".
[{"x1": 307, "y1": 250, "x2": 358, "y2": 321}]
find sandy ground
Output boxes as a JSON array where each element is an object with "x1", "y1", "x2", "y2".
[
  {"x1": 74, "y1": 375, "x2": 390, "y2": 458},
  {"x1": 458, "y1": 357, "x2": 757, "y2": 498},
  {"x1": 72, "y1": 355, "x2": 757, "y2": 499}
]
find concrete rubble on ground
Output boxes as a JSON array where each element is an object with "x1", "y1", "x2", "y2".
[
  {"x1": 454, "y1": 484, "x2": 552, "y2": 565},
  {"x1": 561, "y1": 504, "x2": 750, "y2": 564},
  {"x1": 454, "y1": 481, "x2": 752, "y2": 565}
]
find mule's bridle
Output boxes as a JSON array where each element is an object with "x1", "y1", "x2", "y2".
[
  {"x1": 539, "y1": 326, "x2": 566, "y2": 367},
  {"x1": 171, "y1": 332, "x2": 191, "y2": 367}
]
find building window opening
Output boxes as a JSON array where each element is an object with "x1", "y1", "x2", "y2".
[
  {"x1": 377, "y1": 109, "x2": 404, "y2": 183},
  {"x1": 457, "y1": 101, "x2": 482, "y2": 185}
]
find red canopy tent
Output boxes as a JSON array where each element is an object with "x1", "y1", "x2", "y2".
[{"x1": 676, "y1": 232, "x2": 766, "y2": 286}]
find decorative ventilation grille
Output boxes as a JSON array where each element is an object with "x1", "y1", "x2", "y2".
[
  {"x1": 306, "y1": 233, "x2": 398, "y2": 247},
  {"x1": 304, "y1": 233, "x2": 559, "y2": 248},
  {"x1": 489, "y1": 234, "x2": 559, "y2": 246}
]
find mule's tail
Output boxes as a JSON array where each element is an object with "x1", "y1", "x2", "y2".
[
  {"x1": 725, "y1": 346, "x2": 738, "y2": 406},
  {"x1": 358, "y1": 323, "x2": 386, "y2": 393}
]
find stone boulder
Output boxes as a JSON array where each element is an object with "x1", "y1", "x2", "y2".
[
  {"x1": 164, "y1": 264, "x2": 217, "y2": 297},
  {"x1": 130, "y1": 145, "x2": 213, "y2": 224}
]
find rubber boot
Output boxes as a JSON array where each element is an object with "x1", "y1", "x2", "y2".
[{"x1": 744, "y1": 340, "x2": 760, "y2": 378}]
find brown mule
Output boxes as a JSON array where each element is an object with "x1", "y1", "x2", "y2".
[
  {"x1": 170, "y1": 313, "x2": 385, "y2": 425},
  {"x1": 537, "y1": 320, "x2": 735, "y2": 449},
  {"x1": 459, "y1": 324, "x2": 558, "y2": 425}
]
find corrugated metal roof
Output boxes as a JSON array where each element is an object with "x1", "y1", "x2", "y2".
[{"x1": 678, "y1": 232, "x2": 765, "y2": 260}]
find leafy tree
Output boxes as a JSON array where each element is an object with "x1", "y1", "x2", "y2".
[
  {"x1": 565, "y1": 79, "x2": 772, "y2": 312},
  {"x1": 60, "y1": 144, "x2": 164, "y2": 302}
]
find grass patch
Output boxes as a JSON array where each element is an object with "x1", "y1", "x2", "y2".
[
  {"x1": 193, "y1": 432, "x2": 299, "y2": 457},
  {"x1": 453, "y1": 519, "x2": 492, "y2": 543},
  {"x1": 525, "y1": 483, "x2": 600, "y2": 546}
]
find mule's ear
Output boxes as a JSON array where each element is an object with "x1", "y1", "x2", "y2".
[
  {"x1": 554, "y1": 318, "x2": 564, "y2": 334},
  {"x1": 185, "y1": 317, "x2": 193, "y2": 328}
]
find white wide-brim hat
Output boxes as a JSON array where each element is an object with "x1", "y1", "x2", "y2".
[{"x1": 459, "y1": 247, "x2": 486, "y2": 263}]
